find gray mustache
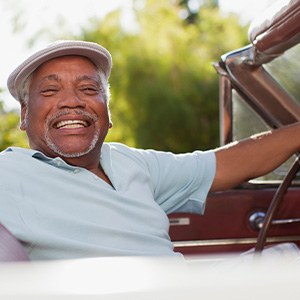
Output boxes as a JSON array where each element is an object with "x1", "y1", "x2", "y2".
[{"x1": 46, "y1": 109, "x2": 98, "y2": 125}]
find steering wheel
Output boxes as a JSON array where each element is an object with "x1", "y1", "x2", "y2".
[{"x1": 255, "y1": 155, "x2": 300, "y2": 252}]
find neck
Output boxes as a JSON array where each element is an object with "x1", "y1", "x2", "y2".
[
  {"x1": 63, "y1": 154, "x2": 113, "y2": 186},
  {"x1": 34, "y1": 145, "x2": 113, "y2": 186}
]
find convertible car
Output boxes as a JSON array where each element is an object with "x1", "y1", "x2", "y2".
[
  {"x1": 169, "y1": 0, "x2": 300, "y2": 256},
  {"x1": 0, "y1": 0, "x2": 300, "y2": 298}
]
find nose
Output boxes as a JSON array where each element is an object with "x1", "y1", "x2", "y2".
[{"x1": 57, "y1": 89, "x2": 86, "y2": 109}]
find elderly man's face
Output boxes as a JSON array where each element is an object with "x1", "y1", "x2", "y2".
[{"x1": 21, "y1": 56, "x2": 111, "y2": 159}]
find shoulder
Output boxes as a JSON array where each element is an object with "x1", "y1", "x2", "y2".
[
  {"x1": 103, "y1": 142, "x2": 150, "y2": 165},
  {"x1": 104, "y1": 142, "x2": 136, "y2": 153},
  {"x1": 103, "y1": 142, "x2": 172, "y2": 163}
]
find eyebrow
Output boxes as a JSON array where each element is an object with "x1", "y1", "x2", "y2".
[
  {"x1": 39, "y1": 74, "x2": 61, "y2": 83},
  {"x1": 74, "y1": 75, "x2": 101, "y2": 85},
  {"x1": 38, "y1": 74, "x2": 101, "y2": 86}
]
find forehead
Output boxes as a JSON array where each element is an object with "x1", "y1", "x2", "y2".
[{"x1": 32, "y1": 55, "x2": 98, "y2": 77}]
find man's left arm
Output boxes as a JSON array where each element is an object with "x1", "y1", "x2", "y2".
[{"x1": 210, "y1": 122, "x2": 300, "y2": 192}]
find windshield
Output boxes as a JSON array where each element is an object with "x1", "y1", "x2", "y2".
[
  {"x1": 232, "y1": 44, "x2": 300, "y2": 183},
  {"x1": 264, "y1": 44, "x2": 300, "y2": 104}
]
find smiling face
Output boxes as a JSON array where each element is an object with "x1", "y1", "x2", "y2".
[{"x1": 21, "y1": 56, "x2": 111, "y2": 163}]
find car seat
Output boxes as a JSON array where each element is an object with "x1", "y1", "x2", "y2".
[{"x1": 0, "y1": 223, "x2": 29, "y2": 262}]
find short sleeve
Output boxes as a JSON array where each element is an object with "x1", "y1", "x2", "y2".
[{"x1": 138, "y1": 149, "x2": 216, "y2": 215}]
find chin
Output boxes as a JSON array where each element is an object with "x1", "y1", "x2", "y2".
[
  {"x1": 45, "y1": 131, "x2": 101, "y2": 159},
  {"x1": 47, "y1": 141, "x2": 98, "y2": 159}
]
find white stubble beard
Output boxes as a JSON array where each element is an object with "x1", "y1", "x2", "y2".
[
  {"x1": 24, "y1": 107, "x2": 102, "y2": 158},
  {"x1": 44, "y1": 109, "x2": 101, "y2": 158},
  {"x1": 44, "y1": 126, "x2": 101, "y2": 158}
]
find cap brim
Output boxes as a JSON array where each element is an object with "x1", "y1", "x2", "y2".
[{"x1": 7, "y1": 40, "x2": 112, "y2": 102}]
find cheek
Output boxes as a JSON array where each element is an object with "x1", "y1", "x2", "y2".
[
  {"x1": 27, "y1": 96, "x2": 53, "y2": 120},
  {"x1": 94, "y1": 102, "x2": 110, "y2": 121},
  {"x1": 24, "y1": 103, "x2": 50, "y2": 134}
]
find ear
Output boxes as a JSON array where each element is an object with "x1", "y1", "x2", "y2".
[
  {"x1": 20, "y1": 103, "x2": 27, "y2": 131},
  {"x1": 109, "y1": 121, "x2": 113, "y2": 129}
]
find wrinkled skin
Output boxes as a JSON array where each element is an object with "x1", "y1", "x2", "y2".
[{"x1": 20, "y1": 56, "x2": 112, "y2": 182}]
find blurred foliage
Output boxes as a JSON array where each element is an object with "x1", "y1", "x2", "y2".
[
  {"x1": 80, "y1": 0, "x2": 248, "y2": 152},
  {"x1": 179, "y1": 0, "x2": 219, "y2": 24},
  {"x1": 0, "y1": 0, "x2": 248, "y2": 153},
  {"x1": 0, "y1": 92, "x2": 28, "y2": 151}
]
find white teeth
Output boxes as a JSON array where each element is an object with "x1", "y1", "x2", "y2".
[{"x1": 56, "y1": 120, "x2": 88, "y2": 129}]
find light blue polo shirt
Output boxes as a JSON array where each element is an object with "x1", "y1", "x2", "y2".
[{"x1": 0, "y1": 143, "x2": 215, "y2": 260}]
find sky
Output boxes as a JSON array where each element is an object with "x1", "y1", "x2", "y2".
[{"x1": 0, "y1": 0, "x2": 273, "y2": 110}]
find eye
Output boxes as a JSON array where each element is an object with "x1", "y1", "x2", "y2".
[
  {"x1": 40, "y1": 87, "x2": 59, "y2": 96},
  {"x1": 80, "y1": 85, "x2": 100, "y2": 95}
]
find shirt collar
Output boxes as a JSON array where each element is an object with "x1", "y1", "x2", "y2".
[{"x1": 5, "y1": 147, "x2": 77, "y2": 170}]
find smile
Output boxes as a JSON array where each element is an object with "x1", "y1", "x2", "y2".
[{"x1": 55, "y1": 120, "x2": 89, "y2": 129}]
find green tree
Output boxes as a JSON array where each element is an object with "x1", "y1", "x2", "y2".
[
  {"x1": 179, "y1": 0, "x2": 219, "y2": 24},
  {"x1": 80, "y1": 0, "x2": 248, "y2": 152},
  {"x1": 0, "y1": 101, "x2": 28, "y2": 151},
  {"x1": 0, "y1": 0, "x2": 248, "y2": 153}
]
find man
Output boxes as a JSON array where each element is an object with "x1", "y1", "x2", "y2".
[{"x1": 1, "y1": 40, "x2": 299, "y2": 260}]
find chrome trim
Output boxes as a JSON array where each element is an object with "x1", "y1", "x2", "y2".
[
  {"x1": 221, "y1": 46, "x2": 300, "y2": 127},
  {"x1": 273, "y1": 218, "x2": 300, "y2": 225},
  {"x1": 249, "y1": 210, "x2": 300, "y2": 231},
  {"x1": 173, "y1": 236, "x2": 300, "y2": 248}
]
